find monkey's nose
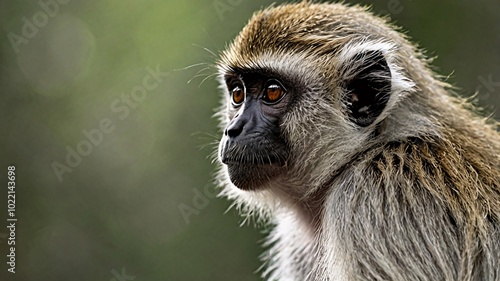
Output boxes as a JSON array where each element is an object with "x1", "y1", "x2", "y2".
[{"x1": 225, "y1": 122, "x2": 244, "y2": 138}]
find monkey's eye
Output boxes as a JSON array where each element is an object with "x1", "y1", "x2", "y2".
[
  {"x1": 262, "y1": 83, "x2": 285, "y2": 104},
  {"x1": 231, "y1": 86, "x2": 245, "y2": 106}
]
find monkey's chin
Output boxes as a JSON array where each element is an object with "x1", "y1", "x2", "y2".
[{"x1": 226, "y1": 164, "x2": 281, "y2": 191}]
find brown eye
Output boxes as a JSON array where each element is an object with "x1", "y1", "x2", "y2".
[
  {"x1": 263, "y1": 83, "x2": 285, "y2": 104},
  {"x1": 231, "y1": 86, "x2": 244, "y2": 106}
]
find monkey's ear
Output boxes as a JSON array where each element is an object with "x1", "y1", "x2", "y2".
[{"x1": 343, "y1": 50, "x2": 391, "y2": 127}]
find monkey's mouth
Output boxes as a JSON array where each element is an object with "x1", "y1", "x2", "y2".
[
  {"x1": 221, "y1": 153, "x2": 286, "y2": 166},
  {"x1": 220, "y1": 141, "x2": 288, "y2": 166},
  {"x1": 219, "y1": 141, "x2": 289, "y2": 190}
]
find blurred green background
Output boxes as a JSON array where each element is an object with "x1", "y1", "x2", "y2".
[{"x1": 0, "y1": 0, "x2": 499, "y2": 280}]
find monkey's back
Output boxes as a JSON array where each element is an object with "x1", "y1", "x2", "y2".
[{"x1": 328, "y1": 128, "x2": 500, "y2": 280}]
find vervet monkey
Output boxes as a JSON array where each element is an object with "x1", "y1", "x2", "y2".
[{"x1": 215, "y1": 2, "x2": 500, "y2": 280}]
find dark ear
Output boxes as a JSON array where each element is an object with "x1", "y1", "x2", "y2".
[{"x1": 344, "y1": 50, "x2": 392, "y2": 127}]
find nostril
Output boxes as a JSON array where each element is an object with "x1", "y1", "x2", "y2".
[
  {"x1": 225, "y1": 112, "x2": 246, "y2": 138},
  {"x1": 226, "y1": 125, "x2": 243, "y2": 138}
]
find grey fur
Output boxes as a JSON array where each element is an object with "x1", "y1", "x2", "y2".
[{"x1": 215, "y1": 2, "x2": 500, "y2": 280}]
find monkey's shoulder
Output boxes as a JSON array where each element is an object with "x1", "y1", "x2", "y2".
[
  {"x1": 358, "y1": 136, "x2": 500, "y2": 221},
  {"x1": 367, "y1": 136, "x2": 497, "y2": 176}
]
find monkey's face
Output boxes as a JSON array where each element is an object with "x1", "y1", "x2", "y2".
[
  {"x1": 217, "y1": 3, "x2": 415, "y2": 192},
  {"x1": 219, "y1": 72, "x2": 293, "y2": 190},
  {"x1": 218, "y1": 51, "x2": 395, "y2": 192}
]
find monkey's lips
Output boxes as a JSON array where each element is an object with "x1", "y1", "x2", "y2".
[
  {"x1": 220, "y1": 140, "x2": 288, "y2": 166},
  {"x1": 220, "y1": 141, "x2": 288, "y2": 190},
  {"x1": 221, "y1": 153, "x2": 286, "y2": 166}
]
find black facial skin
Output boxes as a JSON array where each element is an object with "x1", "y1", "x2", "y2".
[{"x1": 220, "y1": 72, "x2": 291, "y2": 190}]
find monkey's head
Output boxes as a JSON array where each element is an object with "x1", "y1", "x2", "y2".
[{"x1": 217, "y1": 3, "x2": 427, "y2": 196}]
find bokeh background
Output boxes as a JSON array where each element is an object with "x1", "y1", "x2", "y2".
[{"x1": 0, "y1": 0, "x2": 499, "y2": 280}]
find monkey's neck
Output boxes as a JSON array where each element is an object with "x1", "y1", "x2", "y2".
[
  {"x1": 264, "y1": 192, "x2": 323, "y2": 280},
  {"x1": 270, "y1": 183, "x2": 327, "y2": 232}
]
